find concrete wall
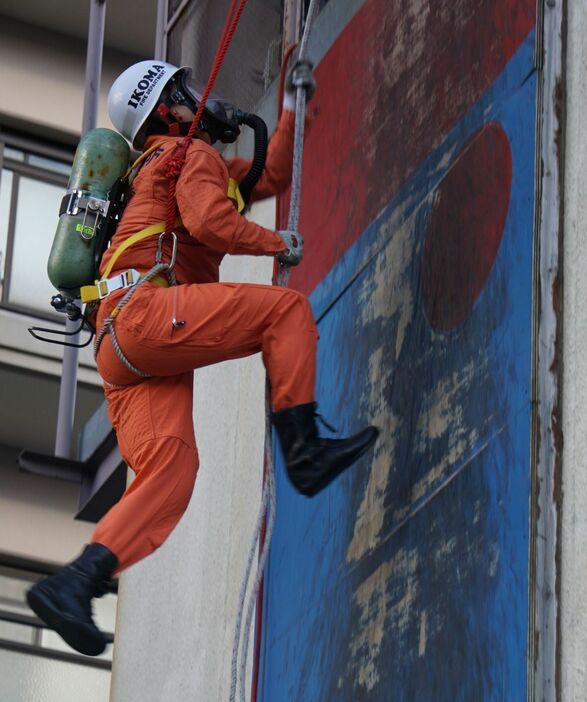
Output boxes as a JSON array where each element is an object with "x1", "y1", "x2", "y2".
[
  {"x1": 0, "y1": 445, "x2": 95, "y2": 564},
  {"x1": 0, "y1": 15, "x2": 137, "y2": 140},
  {"x1": 110, "y1": 198, "x2": 275, "y2": 702},
  {"x1": 561, "y1": 3, "x2": 587, "y2": 700}
]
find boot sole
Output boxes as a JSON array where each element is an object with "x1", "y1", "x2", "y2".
[
  {"x1": 26, "y1": 588, "x2": 106, "y2": 657},
  {"x1": 302, "y1": 426, "x2": 380, "y2": 497}
]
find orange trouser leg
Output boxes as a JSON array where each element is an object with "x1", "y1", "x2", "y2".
[
  {"x1": 91, "y1": 372, "x2": 198, "y2": 573},
  {"x1": 92, "y1": 282, "x2": 317, "y2": 571},
  {"x1": 97, "y1": 281, "x2": 319, "y2": 410}
]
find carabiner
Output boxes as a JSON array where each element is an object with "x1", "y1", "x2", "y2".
[{"x1": 156, "y1": 230, "x2": 178, "y2": 270}]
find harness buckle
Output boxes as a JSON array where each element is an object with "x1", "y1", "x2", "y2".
[
  {"x1": 96, "y1": 269, "x2": 141, "y2": 300},
  {"x1": 156, "y1": 231, "x2": 178, "y2": 270}
]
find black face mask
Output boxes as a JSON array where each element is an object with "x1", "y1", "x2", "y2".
[{"x1": 165, "y1": 72, "x2": 241, "y2": 144}]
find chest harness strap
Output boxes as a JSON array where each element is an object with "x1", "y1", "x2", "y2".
[{"x1": 91, "y1": 178, "x2": 244, "y2": 380}]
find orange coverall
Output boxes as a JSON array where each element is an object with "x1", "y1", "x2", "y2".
[{"x1": 91, "y1": 110, "x2": 318, "y2": 573}]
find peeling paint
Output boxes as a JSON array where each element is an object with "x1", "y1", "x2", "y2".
[
  {"x1": 261, "y1": 1, "x2": 538, "y2": 699},
  {"x1": 410, "y1": 430, "x2": 480, "y2": 504},
  {"x1": 418, "y1": 610, "x2": 428, "y2": 657},
  {"x1": 414, "y1": 361, "x2": 478, "y2": 445},
  {"x1": 348, "y1": 549, "x2": 419, "y2": 693},
  {"x1": 346, "y1": 399, "x2": 400, "y2": 563},
  {"x1": 357, "y1": 215, "x2": 416, "y2": 360}
]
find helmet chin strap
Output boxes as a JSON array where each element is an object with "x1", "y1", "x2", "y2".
[{"x1": 156, "y1": 103, "x2": 209, "y2": 140}]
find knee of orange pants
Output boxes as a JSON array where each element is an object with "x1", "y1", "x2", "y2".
[
  {"x1": 262, "y1": 288, "x2": 319, "y2": 411},
  {"x1": 91, "y1": 435, "x2": 199, "y2": 573}
]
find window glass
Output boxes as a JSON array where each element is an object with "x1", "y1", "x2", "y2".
[
  {"x1": 0, "y1": 573, "x2": 35, "y2": 645},
  {"x1": 0, "y1": 649, "x2": 111, "y2": 701},
  {"x1": 0, "y1": 569, "x2": 116, "y2": 663},
  {"x1": 28, "y1": 154, "x2": 71, "y2": 177},
  {"x1": 0, "y1": 170, "x2": 13, "y2": 298},
  {"x1": 3, "y1": 146, "x2": 25, "y2": 162},
  {"x1": 7, "y1": 176, "x2": 62, "y2": 311},
  {"x1": 0, "y1": 572, "x2": 30, "y2": 613}
]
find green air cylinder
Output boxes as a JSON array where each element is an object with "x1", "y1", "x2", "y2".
[{"x1": 47, "y1": 128, "x2": 130, "y2": 298}]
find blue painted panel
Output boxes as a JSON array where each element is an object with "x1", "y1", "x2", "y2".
[{"x1": 260, "y1": 29, "x2": 536, "y2": 702}]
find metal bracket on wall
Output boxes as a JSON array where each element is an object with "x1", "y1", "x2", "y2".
[
  {"x1": 17, "y1": 451, "x2": 89, "y2": 483},
  {"x1": 17, "y1": 401, "x2": 127, "y2": 524}
]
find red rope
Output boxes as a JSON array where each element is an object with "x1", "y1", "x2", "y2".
[{"x1": 164, "y1": 0, "x2": 249, "y2": 235}]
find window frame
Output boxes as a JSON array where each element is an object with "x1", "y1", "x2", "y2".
[
  {"x1": 0, "y1": 553, "x2": 116, "y2": 670},
  {"x1": 0, "y1": 132, "x2": 74, "y2": 321}
]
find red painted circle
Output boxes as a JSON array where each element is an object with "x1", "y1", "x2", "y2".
[{"x1": 421, "y1": 122, "x2": 512, "y2": 331}]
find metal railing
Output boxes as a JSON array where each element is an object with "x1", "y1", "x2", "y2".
[
  {"x1": 0, "y1": 554, "x2": 115, "y2": 671},
  {"x1": 0, "y1": 608, "x2": 113, "y2": 671}
]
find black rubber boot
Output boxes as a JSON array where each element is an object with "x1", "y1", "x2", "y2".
[
  {"x1": 272, "y1": 402, "x2": 379, "y2": 497},
  {"x1": 26, "y1": 544, "x2": 118, "y2": 656}
]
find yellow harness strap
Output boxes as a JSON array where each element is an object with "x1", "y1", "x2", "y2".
[
  {"x1": 102, "y1": 217, "x2": 183, "y2": 279},
  {"x1": 80, "y1": 218, "x2": 181, "y2": 304},
  {"x1": 228, "y1": 177, "x2": 245, "y2": 213},
  {"x1": 80, "y1": 154, "x2": 245, "y2": 305}
]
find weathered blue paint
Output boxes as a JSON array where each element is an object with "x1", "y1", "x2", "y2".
[{"x1": 260, "y1": 26, "x2": 537, "y2": 702}]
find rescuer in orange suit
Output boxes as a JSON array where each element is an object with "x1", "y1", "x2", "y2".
[{"x1": 27, "y1": 60, "x2": 378, "y2": 656}]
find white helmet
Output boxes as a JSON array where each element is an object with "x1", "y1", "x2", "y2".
[{"x1": 107, "y1": 60, "x2": 185, "y2": 148}]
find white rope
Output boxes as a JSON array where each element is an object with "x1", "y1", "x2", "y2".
[
  {"x1": 230, "y1": 0, "x2": 319, "y2": 699},
  {"x1": 238, "y1": 403, "x2": 277, "y2": 702},
  {"x1": 229, "y1": 395, "x2": 271, "y2": 702}
]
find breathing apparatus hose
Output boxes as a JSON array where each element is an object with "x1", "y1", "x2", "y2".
[{"x1": 236, "y1": 111, "x2": 268, "y2": 207}]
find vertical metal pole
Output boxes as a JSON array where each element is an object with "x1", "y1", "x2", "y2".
[
  {"x1": 154, "y1": 0, "x2": 168, "y2": 61},
  {"x1": 54, "y1": 0, "x2": 106, "y2": 459},
  {"x1": 282, "y1": 0, "x2": 303, "y2": 54}
]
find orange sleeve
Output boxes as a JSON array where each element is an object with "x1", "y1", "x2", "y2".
[
  {"x1": 176, "y1": 141, "x2": 286, "y2": 256},
  {"x1": 226, "y1": 110, "x2": 297, "y2": 201}
]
